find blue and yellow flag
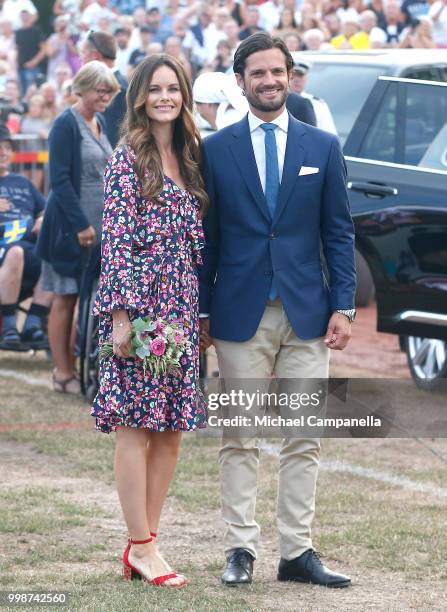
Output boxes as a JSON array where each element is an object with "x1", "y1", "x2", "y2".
[{"x1": 0, "y1": 218, "x2": 28, "y2": 246}]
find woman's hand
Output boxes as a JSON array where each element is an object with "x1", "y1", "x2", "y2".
[
  {"x1": 112, "y1": 314, "x2": 132, "y2": 358},
  {"x1": 78, "y1": 225, "x2": 96, "y2": 247},
  {"x1": 200, "y1": 318, "x2": 212, "y2": 352}
]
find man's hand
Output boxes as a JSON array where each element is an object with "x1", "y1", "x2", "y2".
[
  {"x1": 200, "y1": 317, "x2": 212, "y2": 352},
  {"x1": 77, "y1": 225, "x2": 96, "y2": 247},
  {"x1": 324, "y1": 312, "x2": 352, "y2": 351}
]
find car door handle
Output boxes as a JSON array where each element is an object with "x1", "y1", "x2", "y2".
[{"x1": 347, "y1": 182, "x2": 399, "y2": 197}]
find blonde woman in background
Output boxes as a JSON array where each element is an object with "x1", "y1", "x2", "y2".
[{"x1": 38, "y1": 61, "x2": 119, "y2": 394}]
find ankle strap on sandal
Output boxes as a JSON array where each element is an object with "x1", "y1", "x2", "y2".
[{"x1": 129, "y1": 536, "x2": 153, "y2": 545}]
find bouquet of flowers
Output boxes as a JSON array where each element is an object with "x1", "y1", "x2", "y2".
[{"x1": 99, "y1": 316, "x2": 188, "y2": 376}]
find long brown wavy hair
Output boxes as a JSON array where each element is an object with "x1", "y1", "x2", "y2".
[{"x1": 120, "y1": 54, "x2": 208, "y2": 215}]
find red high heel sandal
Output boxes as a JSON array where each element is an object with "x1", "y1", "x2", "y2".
[
  {"x1": 123, "y1": 531, "x2": 157, "y2": 570},
  {"x1": 122, "y1": 535, "x2": 186, "y2": 587}
]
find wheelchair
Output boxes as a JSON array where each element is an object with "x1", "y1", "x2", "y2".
[
  {"x1": 0, "y1": 238, "x2": 48, "y2": 353},
  {"x1": 0, "y1": 277, "x2": 43, "y2": 348},
  {"x1": 78, "y1": 244, "x2": 101, "y2": 402},
  {"x1": 77, "y1": 244, "x2": 208, "y2": 402}
]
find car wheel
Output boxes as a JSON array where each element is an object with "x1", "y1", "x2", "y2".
[
  {"x1": 355, "y1": 250, "x2": 375, "y2": 307},
  {"x1": 404, "y1": 336, "x2": 447, "y2": 392}
]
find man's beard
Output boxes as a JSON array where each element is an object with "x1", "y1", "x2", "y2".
[{"x1": 244, "y1": 87, "x2": 288, "y2": 113}]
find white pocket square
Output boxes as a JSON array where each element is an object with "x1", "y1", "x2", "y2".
[{"x1": 299, "y1": 166, "x2": 319, "y2": 176}]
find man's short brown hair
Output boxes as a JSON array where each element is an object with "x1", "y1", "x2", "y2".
[
  {"x1": 233, "y1": 32, "x2": 294, "y2": 77},
  {"x1": 87, "y1": 31, "x2": 117, "y2": 61}
]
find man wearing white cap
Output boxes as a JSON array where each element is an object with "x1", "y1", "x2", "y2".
[
  {"x1": 289, "y1": 60, "x2": 337, "y2": 135},
  {"x1": 193, "y1": 71, "x2": 249, "y2": 134}
]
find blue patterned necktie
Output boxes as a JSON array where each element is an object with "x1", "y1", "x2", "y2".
[
  {"x1": 260, "y1": 122, "x2": 279, "y2": 218},
  {"x1": 260, "y1": 122, "x2": 279, "y2": 299}
]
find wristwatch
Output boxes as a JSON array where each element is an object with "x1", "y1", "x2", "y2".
[{"x1": 336, "y1": 309, "x2": 356, "y2": 323}]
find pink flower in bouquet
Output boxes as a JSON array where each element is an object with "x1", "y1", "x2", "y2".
[
  {"x1": 150, "y1": 337, "x2": 166, "y2": 356},
  {"x1": 174, "y1": 330, "x2": 184, "y2": 344},
  {"x1": 140, "y1": 331, "x2": 151, "y2": 342},
  {"x1": 154, "y1": 320, "x2": 166, "y2": 336}
]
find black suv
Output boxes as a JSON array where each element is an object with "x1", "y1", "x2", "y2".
[
  {"x1": 344, "y1": 76, "x2": 447, "y2": 390},
  {"x1": 300, "y1": 50, "x2": 447, "y2": 144}
]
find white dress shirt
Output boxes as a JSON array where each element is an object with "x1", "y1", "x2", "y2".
[
  {"x1": 301, "y1": 91, "x2": 337, "y2": 135},
  {"x1": 248, "y1": 108, "x2": 289, "y2": 193}
]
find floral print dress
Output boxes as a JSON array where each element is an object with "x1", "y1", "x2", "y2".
[{"x1": 91, "y1": 145, "x2": 207, "y2": 433}]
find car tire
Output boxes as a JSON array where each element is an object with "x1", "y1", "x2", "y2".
[
  {"x1": 355, "y1": 250, "x2": 375, "y2": 307},
  {"x1": 404, "y1": 336, "x2": 447, "y2": 392},
  {"x1": 399, "y1": 335, "x2": 406, "y2": 352}
]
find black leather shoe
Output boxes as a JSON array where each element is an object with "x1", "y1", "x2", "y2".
[
  {"x1": 277, "y1": 549, "x2": 351, "y2": 588},
  {"x1": 221, "y1": 548, "x2": 254, "y2": 586}
]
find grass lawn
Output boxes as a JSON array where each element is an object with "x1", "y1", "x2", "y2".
[{"x1": 0, "y1": 355, "x2": 446, "y2": 611}]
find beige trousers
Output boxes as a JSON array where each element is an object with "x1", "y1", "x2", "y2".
[{"x1": 213, "y1": 299, "x2": 329, "y2": 561}]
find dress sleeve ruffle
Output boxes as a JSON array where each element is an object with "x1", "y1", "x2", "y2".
[
  {"x1": 94, "y1": 146, "x2": 142, "y2": 315},
  {"x1": 188, "y1": 224, "x2": 205, "y2": 266},
  {"x1": 185, "y1": 194, "x2": 205, "y2": 266}
]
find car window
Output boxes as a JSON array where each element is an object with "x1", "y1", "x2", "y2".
[
  {"x1": 404, "y1": 83, "x2": 447, "y2": 167},
  {"x1": 402, "y1": 67, "x2": 440, "y2": 81},
  {"x1": 357, "y1": 83, "x2": 397, "y2": 162},
  {"x1": 306, "y1": 64, "x2": 384, "y2": 145},
  {"x1": 419, "y1": 124, "x2": 447, "y2": 170},
  {"x1": 355, "y1": 82, "x2": 447, "y2": 168},
  {"x1": 437, "y1": 65, "x2": 447, "y2": 82}
]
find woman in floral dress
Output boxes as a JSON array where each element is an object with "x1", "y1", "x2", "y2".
[{"x1": 91, "y1": 55, "x2": 208, "y2": 588}]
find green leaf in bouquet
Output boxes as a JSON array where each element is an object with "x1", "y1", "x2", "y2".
[
  {"x1": 99, "y1": 343, "x2": 114, "y2": 360},
  {"x1": 132, "y1": 317, "x2": 147, "y2": 332},
  {"x1": 143, "y1": 317, "x2": 156, "y2": 331},
  {"x1": 132, "y1": 317, "x2": 154, "y2": 333},
  {"x1": 133, "y1": 333, "x2": 144, "y2": 348},
  {"x1": 136, "y1": 345, "x2": 150, "y2": 359}
]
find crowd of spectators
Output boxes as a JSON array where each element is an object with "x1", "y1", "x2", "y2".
[{"x1": 1, "y1": 0, "x2": 446, "y2": 141}]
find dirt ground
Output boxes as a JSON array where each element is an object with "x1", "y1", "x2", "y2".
[{"x1": 1, "y1": 433, "x2": 446, "y2": 612}]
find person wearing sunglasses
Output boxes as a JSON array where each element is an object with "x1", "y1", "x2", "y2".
[{"x1": 81, "y1": 30, "x2": 128, "y2": 148}]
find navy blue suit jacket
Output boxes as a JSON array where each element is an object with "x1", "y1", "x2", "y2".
[
  {"x1": 199, "y1": 113, "x2": 356, "y2": 342},
  {"x1": 102, "y1": 69, "x2": 127, "y2": 148}
]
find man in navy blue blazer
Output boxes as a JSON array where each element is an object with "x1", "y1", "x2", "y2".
[{"x1": 200, "y1": 33, "x2": 356, "y2": 588}]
